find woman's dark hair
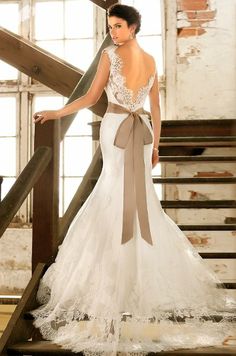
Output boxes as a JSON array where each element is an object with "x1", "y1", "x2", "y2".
[{"x1": 107, "y1": 4, "x2": 141, "y2": 34}]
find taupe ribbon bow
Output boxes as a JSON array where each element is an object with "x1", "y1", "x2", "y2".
[{"x1": 106, "y1": 102, "x2": 153, "y2": 246}]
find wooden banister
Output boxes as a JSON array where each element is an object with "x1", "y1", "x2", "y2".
[{"x1": 32, "y1": 121, "x2": 60, "y2": 271}]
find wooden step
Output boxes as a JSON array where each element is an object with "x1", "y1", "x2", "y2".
[
  {"x1": 160, "y1": 136, "x2": 236, "y2": 147},
  {"x1": 7, "y1": 341, "x2": 76, "y2": 355},
  {"x1": 178, "y1": 224, "x2": 236, "y2": 231},
  {"x1": 161, "y1": 200, "x2": 236, "y2": 208},
  {"x1": 221, "y1": 283, "x2": 236, "y2": 289},
  {"x1": 153, "y1": 177, "x2": 236, "y2": 184},
  {"x1": 159, "y1": 156, "x2": 236, "y2": 162},
  {"x1": 79, "y1": 200, "x2": 236, "y2": 209},
  {"x1": 199, "y1": 252, "x2": 236, "y2": 258},
  {"x1": 0, "y1": 296, "x2": 21, "y2": 305},
  {"x1": 7, "y1": 340, "x2": 236, "y2": 355}
]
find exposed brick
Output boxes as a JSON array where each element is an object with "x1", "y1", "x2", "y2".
[
  {"x1": 225, "y1": 217, "x2": 236, "y2": 224},
  {"x1": 186, "y1": 11, "x2": 197, "y2": 19},
  {"x1": 187, "y1": 234, "x2": 210, "y2": 246},
  {"x1": 194, "y1": 171, "x2": 234, "y2": 177},
  {"x1": 177, "y1": 27, "x2": 206, "y2": 37},
  {"x1": 178, "y1": 0, "x2": 208, "y2": 11},
  {"x1": 196, "y1": 9, "x2": 216, "y2": 19},
  {"x1": 189, "y1": 19, "x2": 211, "y2": 27},
  {"x1": 189, "y1": 191, "x2": 209, "y2": 200}
]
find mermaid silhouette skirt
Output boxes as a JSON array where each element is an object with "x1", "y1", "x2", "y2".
[{"x1": 29, "y1": 104, "x2": 236, "y2": 354}]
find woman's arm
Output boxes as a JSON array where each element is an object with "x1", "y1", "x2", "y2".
[
  {"x1": 149, "y1": 70, "x2": 161, "y2": 168},
  {"x1": 149, "y1": 72, "x2": 161, "y2": 149},
  {"x1": 34, "y1": 51, "x2": 110, "y2": 124}
]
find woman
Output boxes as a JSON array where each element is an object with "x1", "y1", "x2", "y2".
[{"x1": 30, "y1": 4, "x2": 235, "y2": 355}]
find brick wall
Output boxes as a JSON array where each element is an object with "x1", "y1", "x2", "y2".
[{"x1": 177, "y1": 0, "x2": 217, "y2": 37}]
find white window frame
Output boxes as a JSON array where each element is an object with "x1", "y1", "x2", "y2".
[{"x1": 0, "y1": 0, "x2": 167, "y2": 221}]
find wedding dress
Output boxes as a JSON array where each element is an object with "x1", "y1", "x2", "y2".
[{"x1": 30, "y1": 44, "x2": 236, "y2": 354}]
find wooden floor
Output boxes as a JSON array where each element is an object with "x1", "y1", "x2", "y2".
[
  {"x1": 0, "y1": 304, "x2": 16, "y2": 338},
  {"x1": 6, "y1": 340, "x2": 236, "y2": 355},
  {"x1": 1, "y1": 305, "x2": 236, "y2": 355}
]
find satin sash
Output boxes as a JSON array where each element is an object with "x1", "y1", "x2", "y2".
[{"x1": 106, "y1": 102, "x2": 153, "y2": 246}]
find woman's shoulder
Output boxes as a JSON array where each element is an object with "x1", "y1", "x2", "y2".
[
  {"x1": 142, "y1": 49, "x2": 156, "y2": 70},
  {"x1": 102, "y1": 44, "x2": 117, "y2": 55}
]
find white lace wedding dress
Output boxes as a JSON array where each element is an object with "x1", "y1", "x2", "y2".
[{"x1": 30, "y1": 44, "x2": 236, "y2": 355}]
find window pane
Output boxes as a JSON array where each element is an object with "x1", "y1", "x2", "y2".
[
  {"x1": 36, "y1": 40, "x2": 64, "y2": 59},
  {"x1": 134, "y1": 0, "x2": 162, "y2": 35},
  {"x1": 64, "y1": 177, "x2": 82, "y2": 211},
  {"x1": 66, "y1": 109, "x2": 92, "y2": 136},
  {"x1": 65, "y1": 39, "x2": 93, "y2": 70},
  {"x1": 64, "y1": 137, "x2": 92, "y2": 176},
  {"x1": 1, "y1": 177, "x2": 16, "y2": 200},
  {"x1": 0, "y1": 3, "x2": 19, "y2": 33},
  {"x1": 0, "y1": 60, "x2": 18, "y2": 80},
  {"x1": 59, "y1": 177, "x2": 63, "y2": 217},
  {"x1": 138, "y1": 35, "x2": 164, "y2": 76},
  {"x1": 34, "y1": 95, "x2": 63, "y2": 112},
  {"x1": 0, "y1": 97, "x2": 16, "y2": 136},
  {"x1": 65, "y1": 0, "x2": 93, "y2": 39},
  {"x1": 34, "y1": 1, "x2": 64, "y2": 40},
  {"x1": 0, "y1": 138, "x2": 16, "y2": 176}
]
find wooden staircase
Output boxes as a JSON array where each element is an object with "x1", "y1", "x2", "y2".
[
  {"x1": 1, "y1": 0, "x2": 236, "y2": 354},
  {"x1": 3, "y1": 124, "x2": 236, "y2": 356}
]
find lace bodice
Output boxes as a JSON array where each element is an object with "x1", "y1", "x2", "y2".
[{"x1": 103, "y1": 45, "x2": 155, "y2": 112}]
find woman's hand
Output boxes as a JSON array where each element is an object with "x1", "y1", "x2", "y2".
[
  {"x1": 33, "y1": 110, "x2": 60, "y2": 124},
  {"x1": 152, "y1": 148, "x2": 159, "y2": 169}
]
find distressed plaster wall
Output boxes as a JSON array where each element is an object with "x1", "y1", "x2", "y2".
[
  {"x1": 176, "y1": 0, "x2": 236, "y2": 120},
  {"x1": 0, "y1": 228, "x2": 31, "y2": 294}
]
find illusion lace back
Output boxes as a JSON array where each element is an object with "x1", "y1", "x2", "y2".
[{"x1": 29, "y1": 44, "x2": 236, "y2": 355}]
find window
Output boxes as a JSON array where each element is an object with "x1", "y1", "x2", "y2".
[
  {"x1": 32, "y1": 0, "x2": 95, "y2": 215},
  {"x1": 0, "y1": 0, "x2": 165, "y2": 220},
  {"x1": 0, "y1": 95, "x2": 18, "y2": 198}
]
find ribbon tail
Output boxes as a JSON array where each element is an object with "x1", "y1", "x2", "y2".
[
  {"x1": 122, "y1": 124, "x2": 136, "y2": 244},
  {"x1": 134, "y1": 118, "x2": 153, "y2": 245}
]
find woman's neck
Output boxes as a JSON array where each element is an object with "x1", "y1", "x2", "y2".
[{"x1": 117, "y1": 38, "x2": 139, "y2": 49}]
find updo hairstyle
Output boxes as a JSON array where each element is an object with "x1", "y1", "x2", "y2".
[{"x1": 107, "y1": 4, "x2": 141, "y2": 34}]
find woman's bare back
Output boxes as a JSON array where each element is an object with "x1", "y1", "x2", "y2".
[{"x1": 114, "y1": 45, "x2": 156, "y2": 103}]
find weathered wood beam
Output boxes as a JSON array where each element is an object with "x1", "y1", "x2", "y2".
[
  {"x1": 0, "y1": 147, "x2": 52, "y2": 238},
  {"x1": 0, "y1": 27, "x2": 112, "y2": 121},
  {"x1": 89, "y1": 0, "x2": 117, "y2": 10},
  {"x1": 32, "y1": 122, "x2": 60, "y2": 271},
  {"x1": 0, "y1": 27, "x2": 82, "y2": 97},
  {"x1": 60, "y1": 33, "x2": 112, "y2": 139}
]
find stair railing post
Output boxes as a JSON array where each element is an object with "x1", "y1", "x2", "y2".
[{"x1": 32, "y1": 120, "x2": 60, "y2": 272}]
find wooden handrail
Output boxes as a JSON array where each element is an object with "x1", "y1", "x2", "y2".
[
  {"x1": 89, "y1": 0, "x2": 117, "y2": 10},
  {"x1": 0, "y1": 147, "x2": 52, "y2": 238},
  {"x1": 0, "y1": 26, "x2": 83, "y2": 98}
]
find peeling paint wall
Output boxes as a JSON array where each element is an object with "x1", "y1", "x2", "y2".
[
  {"x1": 176, "y1": 0, "x2": 236, "y2": 119},
  {"x1": 0, "y1": 228, "x2": 31, "y2": 294}
]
